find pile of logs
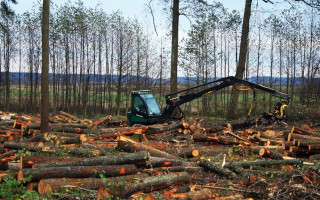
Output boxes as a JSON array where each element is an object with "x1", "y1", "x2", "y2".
[{"x1": 0, "y1": 110, "x2": 319, "y2": 199}]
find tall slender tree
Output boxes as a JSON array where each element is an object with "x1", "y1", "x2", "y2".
[
  {"x1": 40, "y1": 0, "x2": 50, "y2": 132},
  {"x1": 227, "y1": 0, "x2": 252, "y2": 119}
]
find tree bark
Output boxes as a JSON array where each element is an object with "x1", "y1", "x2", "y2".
[
  {"x1": 21, "y1": 164, "x2": 138, "y2": 181},
  {"x1": 118, "y1": 136, "x2": 177, "y2": 159},
  {"x1": 170, "y1": 0, "x2": 179, "y2": 94},
  {"x1": 108, "y1": 172, "x2": 190, "y2": 198},
  {"x1": 34, "y1": 151, "x2": 149, "y2": 168},
  {"x1": 227, "y1": 0, "x2": 252, "y2": 119},
  {"x1": 40, "y1": 0, "x2": 50, "y2": 132},
  {"x1": 199, "y1": 159, "x2": 235, "y2": 177},
  {"x1": 38, "y1": 174, "x2": 149, "y2": 196}
]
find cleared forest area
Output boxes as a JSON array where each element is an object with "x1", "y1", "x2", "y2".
[
  {"x1": 1, "y1": 111, "x2": 320, "y2": 199},
  {"x1": 0, "y1": 0, "x2": 320, "y2": 199}
]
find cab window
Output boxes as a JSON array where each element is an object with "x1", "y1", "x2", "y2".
[
  {"x1": 140, "y1": 94, "x2": 161, "y2": 115},
  {"x1": 133, "y1": 96, "x2": 147, "y2": 114}
]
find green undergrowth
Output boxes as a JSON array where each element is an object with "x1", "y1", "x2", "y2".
[{"x1": 0, "y1": 174, "x2": 39, "y2": 200}]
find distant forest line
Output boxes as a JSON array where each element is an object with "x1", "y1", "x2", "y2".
[{"x1": 1, "y1": 72, "x2": 319, "y2": 85}]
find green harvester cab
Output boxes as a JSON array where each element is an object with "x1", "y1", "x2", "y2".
[{"x1": 127, "y1": 90, "x2": 162, "y2": 125}]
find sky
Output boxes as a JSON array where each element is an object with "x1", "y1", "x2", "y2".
[
  {"x1": 11, "y1": 0, "x2": 292, "y2": 39},
  {"x1": 12, "y1": 0, "x2": 245, "y2": 16},
  {"x1": 12, "y1": 0, "x2": 246, "y2": 35}
]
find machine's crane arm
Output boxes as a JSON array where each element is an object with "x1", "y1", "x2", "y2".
[{"x1": 162, "y1": 76, "x2": 290, "y2": 120}]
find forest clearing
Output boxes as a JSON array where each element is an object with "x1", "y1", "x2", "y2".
[
  {"x1": 0, "y1": 110, "x2": 320, "y2": 199},
  {"x1": 1, "y1": 0, "x2": 320, "y2": 199}
]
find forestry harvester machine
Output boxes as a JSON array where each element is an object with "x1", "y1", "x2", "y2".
[{"x1": 127, "y1": 76, "x2": 290, "y2": 125}]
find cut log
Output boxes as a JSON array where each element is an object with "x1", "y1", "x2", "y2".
[
  {"x1": 289, "y1": 146, "x2": 309, "y2": 154},
  {"x1": 91, "y1": 115, "x2": 112, "y2": 126},
  {"x1": 199, "y1": 159, "x2": 236, "y2": 177},
  {"x1": 282, "y1": 141, "x2": 293, "y2": 150},
  {"x1": 34, "y1": 151, "x2": 149, "y2": 168},
  {"x1": 178, "y1": 148, "x2": 199, "y2": 158},
  {"x1": 224, "y1": 159, "x2": 302, "y2": 168},
  {"x1": 140, "y1": 156, "x2": 194, "y2": 168},
  {"x1": 294, "y1": 127, "x2": 320, "y2": 137},
  {"x1": 22, "y1": 164, "x2": 138, "y2": 181},
  {"x1": 4, "y1": 142, "x2": 43, "y2": 152},
  {"x1": 38, "y1": 173, "x2": 149, "y2": 196},
  {"x1": 106, "y1": 172, "x2": 190, "y2": 198},
  {"x1": 145, "y1": 122, "x2": 181, "y2": 133},
  {"x1": 150, "y1": 166, "x2": 204, "y2": 173},
  {"x1": 59, "y1": 134, "x2": 88, "y2": 144},
  {"x1": 251, "y1": 147, "x2": 265, "y2": 156},
  {"x1": 261, "y1": 148, "x2": 284, "y2": 159},
  {"x1": 309, "y1": 154, "x2": 320, "y2": 160},
  {"x1": 0, "y1": 150, "x2": 16, "y2": 160},
  {"x1": 308, "y1": 144, "x2": 320, "y2": 151},
  {"x1": 59, "y1": 111, "x2": 78, "y2": 121},
  {"x1": 117, "y1": 136, "x2": 177, "y2": 159},
  {"x1": 288, "y1": 132, "x2": 320, "y2": 142},
  {"x1": 50, "y1": 126, "x2": 83, "y2": 133},
  {"x1": 297, "y1": 140, "x2": 320, "y2": 148},
  {"x1": 101, "y1": 126, "x2": 148, "y2": 135},
  {"x1": 192, "y1": 134, "x2": 219, "y2": 143},
  {"x1": 26, "y1": 182, "x2": 39, "y2": 191},
  {"x1": 226, "y1": 131, "x2": 245, "y2": 141}
]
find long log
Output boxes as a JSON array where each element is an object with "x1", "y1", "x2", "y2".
[
  {"x1": 34, "y1": 151, "x2": 149, "y2": 168},
  {"x1": 117, "y1": 135, "x2": 177, "y2": 159},
  {"x1": 106, "y1": 172, "x2": 190, "y2": 198},
  {"x1": 150, "y1": 166, "x2": 204, "y2": 173},
  {"x1": 23, "y1": 156, "x2": 75, "y2": 168},
  {"x1": 145, "y1": 122, "x2": 181, "y2": 134},
  {"x1": 192, "y1": 134, "x2": 219, "y2": 143},
  {"x1": 4, "y1": 141, "x2": 97, "y2": 157},
  {"x1": 224, "y1": 159, "x2": 303, "y2": 168},
  {"x1": 139, "y1": 156, "x2": 195, "y2": 168},
  {"x1": 38, "y1": 173, "x2": 149, "y2": 196},
  {"x1": 101, "y1": 126, "x2": 148, "y2": 135},
  {"x1": 21, "y1": 164, "x2": 138, "y2": 181},
  {"x1": 4, "y1": 142, "x2": 43, "y2": 152},
  {"x1": 294, "y1": 127, "x2": 320, "y2": 137},
  {"x1": 297, "y1": 140, "x2": 320, "y2": 148},
  {"x1": 91, "y1": 115, "x2": 112, "y2": 126},
  {"x1": 288, "y1": 132, "x2": 320, "y2": 142},
  {"x1": 59, "y1": 111, "x2": 79, "y2": 121}
]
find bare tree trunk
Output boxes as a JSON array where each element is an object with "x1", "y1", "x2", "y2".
[
  {"x1": 116, "y1": 25, "x2": 123, "y2": 116},
  {"x1": 300, "y1": 36, "x2": 306, "y2": 104},
  {"x1": 279, "y1": 39, "x2": 282, "y2": 92},
  {"x1": 41, "y1": 0, "x2": 50, "y2": 133},
  {"x1": 291, "y1": 38, "x2": 296, "y2": 103},
  {"x1": 257, "y1": 26, "x2": 261, "y2": 83},
  {"x1": 5, "y1": 22, "x2": 11, "y2": 111},
  {"x1": 269, "y1": 29, "x2": 274, "y2": 111},
  {"x1": 170, "y1": 0, "x2": 179, "y2": 95},
  {"x1": 227, "y1": 0, "x2": 252, "y2": 119},
  {"x1": 19, "y1": 40, "x2": 22, "y2": 110}
]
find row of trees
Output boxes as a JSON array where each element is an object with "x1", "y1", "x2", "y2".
[{"x1": 0, "y1": 0, "x2": 319, "y2": 118}]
